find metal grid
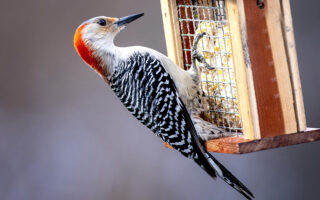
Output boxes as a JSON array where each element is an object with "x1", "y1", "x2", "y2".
[{"x1": 176, "y1": 0, "x2": 243, "y2": 135}]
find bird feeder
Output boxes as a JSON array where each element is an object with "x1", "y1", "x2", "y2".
[{"x1": 160, "y1": 0, "x2": 320, "y2": 154}]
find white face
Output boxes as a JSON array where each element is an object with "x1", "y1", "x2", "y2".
[
  {"x1": 81, "y1": 16, "x2": 121, "y2": 45},
  {"x1": 74, "y1": 14, "x2": 143, "y2": 76}
]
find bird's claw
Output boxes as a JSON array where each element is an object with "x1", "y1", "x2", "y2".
[{"x1": 191, "y1": 32, "x2": 216, "y2": 70}]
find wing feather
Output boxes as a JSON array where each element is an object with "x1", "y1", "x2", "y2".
[{"x1": 109, "y1": 52, "x2": 253, "y2": 199}]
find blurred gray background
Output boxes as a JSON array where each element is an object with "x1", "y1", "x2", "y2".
[{"x1": 0, "y1": 0, "x2": 319, "y2": 199}]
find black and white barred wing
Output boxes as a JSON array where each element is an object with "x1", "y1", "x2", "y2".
[
  {"x1": 109, "y1": 53, "x2": 253, "y2": 199},
  {"x1": 109, "y1": 53, "x2": 199, "y2": 156}
]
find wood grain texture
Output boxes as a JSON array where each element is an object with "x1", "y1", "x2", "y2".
[
  {"x1": 243, "y1": 0, "x2": 285, "y2": 138},
  {"x1": 160, "y1": 0, "x2": 184, "y2": 68},
  {"x1": 264, "y1": 0, "x2": 297, "y2": 134},
  {"x1": 281, "y1": 0, "x2": 306, "y2": 132},
  {"x1": 236, "y1": 0, "x2": 262, "y2": 139},
  {"x1": 236, "y1": 128, "x2": 320, "y2": 154},
  {"x1": 205, "y1": 136, "x2": 249, "y2": 154},
  {"x1": 225, "y1": 0, "x2": 258, "y2": 140},
  {"x1": 164, "y1": 128, "x2": 320, "y2": 154}
]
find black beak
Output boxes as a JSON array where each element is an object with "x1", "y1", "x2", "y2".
[{"x1": 114, "y1": 13, "x2": 144, "y2": 26}]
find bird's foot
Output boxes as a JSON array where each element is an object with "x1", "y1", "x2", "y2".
[
  {"x1": 191, "y1": 114, "x2": 225, "y2": 141},
  {"x1": 191, "y1": 32, "x2": 215, "y2": 70}
]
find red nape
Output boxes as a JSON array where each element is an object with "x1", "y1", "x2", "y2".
[{"x1": 73, "y1": 24, "x2": 104, "y2": 75}]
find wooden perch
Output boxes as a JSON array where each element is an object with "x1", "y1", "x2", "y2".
[{"x1": 164, "y1": 128, "x2": 320, "y2": 154}]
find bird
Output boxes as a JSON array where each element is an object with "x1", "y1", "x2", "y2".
[{"x1": 73, "y1": 13, "x2": 254, "y2": 199}]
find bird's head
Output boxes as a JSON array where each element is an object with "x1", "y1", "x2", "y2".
[{"x1": 74, "y1": 13, "x2": 144, "y2": 76}]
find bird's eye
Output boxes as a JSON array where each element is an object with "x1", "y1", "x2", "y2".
[{"x1": 97, "y1": 19, "x2": 106, "y2": 26}]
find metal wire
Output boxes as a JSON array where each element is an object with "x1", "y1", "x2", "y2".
[{"x1": 176, "y1": 0, "x2": 243, "y2": 136}]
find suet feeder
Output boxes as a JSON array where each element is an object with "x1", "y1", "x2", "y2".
[{"x1": 160, "y1": 0, "x2": 320, "y2": 154}]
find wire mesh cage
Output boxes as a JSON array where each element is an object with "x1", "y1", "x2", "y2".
[{"x1": 176, "y1": 0, "x2": 242, "y2": 136}]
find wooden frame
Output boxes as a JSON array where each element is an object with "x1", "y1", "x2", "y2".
[
  {"x1": 281, "y1": 0, "x2": 306, "y2": 132},
  {"x1": 225, "y1": 0, "x2": 260, "y2": 140},
  {"x1": 160, "y1": 0, "x2": 184, "y2": 69},
  {"x1": 161, "y1": 0, "x2": 308, "y2": 152}
]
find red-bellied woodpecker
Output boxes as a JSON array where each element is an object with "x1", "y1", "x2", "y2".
[{"x1": 73, "y1": 13, "x2": 254, "y2": 199}]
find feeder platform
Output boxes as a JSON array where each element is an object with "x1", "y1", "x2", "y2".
[{"x1": 165, "y1": 128, "x2": 320, "y2": 154}]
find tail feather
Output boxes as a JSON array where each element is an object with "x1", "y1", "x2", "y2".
[
  {"x1": 176, "y1": 82, "x2": 254, "y2": 199},
  {"x1": 205, "y1": 153, "x2": 254, "y2": 200}
]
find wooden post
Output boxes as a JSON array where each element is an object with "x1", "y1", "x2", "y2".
[
  {"x1": 225, "y1": 0, "x2": 260, "y2": 140},
  {"x1": 160, "y1": 0, "x2": 184, "y2": 68},
  {"x1": 281, "y1": 0, "x2": 306, "y2": 132}
]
